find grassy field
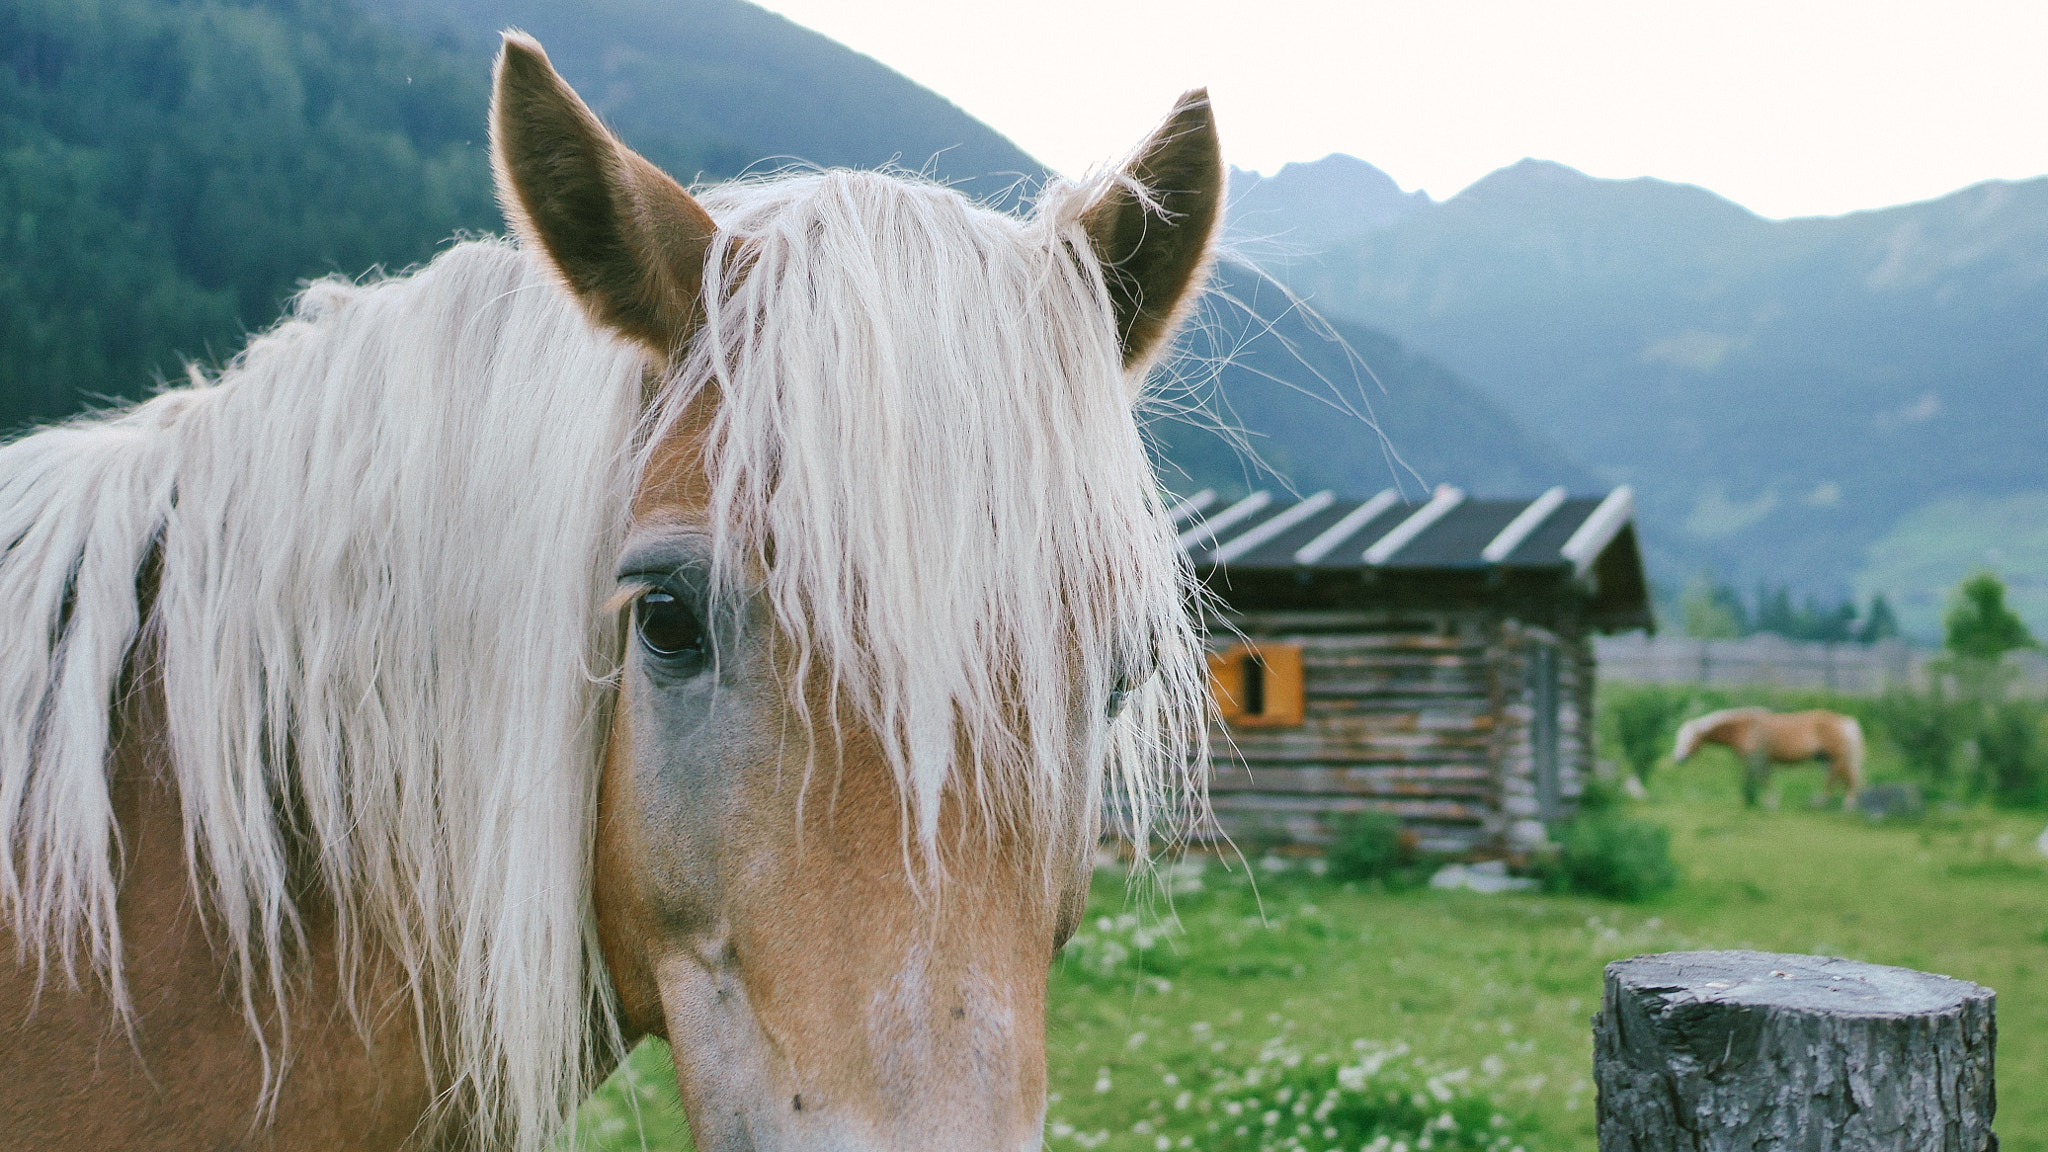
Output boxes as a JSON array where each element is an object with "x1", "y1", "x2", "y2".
[{"x1": 569, "y1": 758, "x2": 2048, "y2": 1151}]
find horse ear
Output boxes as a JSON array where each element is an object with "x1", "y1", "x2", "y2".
[
  {"x1": 1082, "y1": 89, "x2": 1224, "y2": 373},
  {"x1": 490, "y1": 31, "x2": 716, "y2": 356}
]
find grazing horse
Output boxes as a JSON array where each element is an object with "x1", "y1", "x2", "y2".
[
  {"x1": 1673, "y1": 707, "x2": 1864, "y2": 807},
  {"x1": 0, "y1": 34, "x2": 1219, "y2": 1151}
]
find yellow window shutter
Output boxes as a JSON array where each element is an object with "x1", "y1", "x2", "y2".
[{"x1": 1207, "y1": 642, "x2": 1305, "y2": 727}]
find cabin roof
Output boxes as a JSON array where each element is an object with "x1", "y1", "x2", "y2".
[{"x1": 1175, "y1": 485, "x2": 1654, "y2": 633}]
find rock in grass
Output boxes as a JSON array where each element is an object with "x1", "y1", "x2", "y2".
[
  {"x1": 1854, "y1": 782, "x2": 1925, "y2": 821},
  {"x1": 1594, "y1": 950, "x2": 1995, "y2": 1151},
  {"x1": 1427, "y1": 860, "x2": 1537, "y2": 894}
]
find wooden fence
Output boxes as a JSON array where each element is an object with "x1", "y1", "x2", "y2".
[{"x1": 1594, "y1": 633, "x2": 2048, "y2": 695}]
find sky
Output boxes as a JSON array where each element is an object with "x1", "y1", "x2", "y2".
[{"x1": 749, "y1": 0, "x2": 2048, "y2": 220}]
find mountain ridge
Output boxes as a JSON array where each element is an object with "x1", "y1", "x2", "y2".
[
  {"x1": 1237, "y1": 153, "x2": 2048, "y2": 626},
  {"x1": 1225, "y1": 154, "x2": 1429, "y2": 257},
  {"x1": 352, "y1": 0, "x2": 1044, "y2": 197}
]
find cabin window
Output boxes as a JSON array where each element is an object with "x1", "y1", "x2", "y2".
[
  {"x1": 1208, "y1": 642, "x2": 1306, "y2": 727},
  {"x1": 1240, "y1": 654, "x2": 1266, "y2": 715}
]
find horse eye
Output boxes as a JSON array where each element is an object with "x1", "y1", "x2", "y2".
[
  {"x1": 635, "y1": 590, "x2": 708, "y2": 659},
  {"x1": 1106, "y1": 683, "x2": 1133, "y2": 721},
  {"x1": 1106, "y1": 636, "x2": 1160, "y2": 721},
  {"x1": 1106, "y1": 667, "x2": 1151, "y2": 721}
]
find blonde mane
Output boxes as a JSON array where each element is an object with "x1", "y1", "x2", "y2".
[
  {"x1": 0, "y1": 168, "x2": 1208, "y2": 1149},
  {"x1": 669, "y1": 170, "x2": 1209, "y2": 860}
]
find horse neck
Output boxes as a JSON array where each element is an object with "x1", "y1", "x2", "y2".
[
  {"x1": 1677, "y1": 710, "x2": 1741, "y2": 758},
  {"x1": 1706, "y1": 711, "x2": 1762, "y2": 747}
]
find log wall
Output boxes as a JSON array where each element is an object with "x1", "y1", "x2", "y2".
[{"x1": 1207, "y1": 610, "x2": 1591, "y2": 855}]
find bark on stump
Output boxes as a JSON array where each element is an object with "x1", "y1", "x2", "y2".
[{"x1": 1595, "y1": 951, "x2": 1995, "y2": 1151}]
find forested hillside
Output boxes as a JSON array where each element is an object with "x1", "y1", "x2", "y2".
[
  {"x1": 0, "y1": 0, "x2": 1040, "y2": 431},
  {"x1": 0, "y1": 0, "x2": 497, "y2": 429}
]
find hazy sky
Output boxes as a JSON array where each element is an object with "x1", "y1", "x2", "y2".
[{"x1": 750, "y1": 0, "x2": 2048, "y2": 219}]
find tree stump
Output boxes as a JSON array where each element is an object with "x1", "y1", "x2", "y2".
[{"x1": 1595, "y1": 951, "x2": 1995, "y2": 1151}]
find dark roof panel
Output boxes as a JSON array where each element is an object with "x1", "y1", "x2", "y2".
[
  {"x1": 1299, "y1": 501, "x2": 1407, "y2": 568},
  {"x1": 1190, "y1": 495, "x2": 1400, "y2": 568},
  {"x1": 1388, "y1": 500, "x2": 1524, "y2": 568},
  {"x1": 1204, "y1": 497, "x2": 1352, "y2": 566},
  {"x1": 1502, "y1": 497, "x2": 1604, "y2": 567}
]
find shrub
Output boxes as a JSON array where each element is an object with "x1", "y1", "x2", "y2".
[
  {"x1": 1977, "y1": 701, "x2": 2048, "y2": 808},
  {"x1": 1324, "y1": 810, "x2": 1414, "y2": 884},
  {"x1": 1607, "y1": 685, "x2": 1685, "y2": 783},
  {"x1": 1555, "y1": 814, "x2": 1679, "y2": 902},
  {"x1": 1873, "y1": 687, "x2": 1972, "y2": 790},
  {"x1": 1577, "y1": 771, "x2": 1621, "y2": 812},
  {"x1": 1232, "y1": 822, "x2": 1293, "y2": 862}
]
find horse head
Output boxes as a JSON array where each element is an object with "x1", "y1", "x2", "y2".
[
  {"x1": 1673, "y1": 707, "x2": 1768, "y2": 764},
  {"x1": 492, "y1": 34, "x2": 1217, "y2": 1150},
  {"x1": 1672, "y1": 715, "x2": 1706, "y2": 763}
]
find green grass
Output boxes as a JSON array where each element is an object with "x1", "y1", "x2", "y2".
[{"x1": 567, "y1": 760, "x2": 2048, "y2": 1150}]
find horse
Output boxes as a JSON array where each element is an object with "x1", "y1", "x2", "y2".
[
  {"x1": 0, "y1": 33, "x2": 1220, "y2": 1151},
  {"x1": 1672, "y1": 707, "x2": 1864, "y2": 807}
]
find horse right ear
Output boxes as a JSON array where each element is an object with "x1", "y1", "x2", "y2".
[
  {"x1": 490, "y1": 31, "x2": 716, "y2": 356},
  {"x1": 1081, "y1": 90, "x2": 1224, "y2": 375}
]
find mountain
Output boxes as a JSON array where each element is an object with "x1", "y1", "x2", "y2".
[
  {"x1": 0, "y1": 0, "x2": 1043, "y2": 432},
  {"x1": 1856, "y1": 492, "x2": 2048, "y2": 642},
  {"x1": 351, "y1": 0, "x2": 1042, "y2": 196},
  {"x1": 1149, "y1": 261, "x2": 1597, "y2": 505},
  {"x1": 1224, "y1": 155, "x2": 1430, "y2": 258},
  {"x1": 1257, "y1": 157, "x2": 2048, "y2": 628},
  {"x1": 2, "y1": 0, "x2": 1581, "y2": 527}
]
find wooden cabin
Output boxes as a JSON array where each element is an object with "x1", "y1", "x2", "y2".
[{"x1": 1177, "y1": 484, "x2": 1652, "y2": 855}]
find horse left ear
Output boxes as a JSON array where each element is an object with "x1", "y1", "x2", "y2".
[
  {"x1": 490, "y1": 31, "x2": 716, "y2": 356},
  {"x1": 1082, "y1": 89, "x2": 1224, "y2": 373}
]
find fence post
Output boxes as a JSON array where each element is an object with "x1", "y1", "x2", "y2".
[{"x1": 1594, "y1": 951, "x2": 1995, "y2": 1150}]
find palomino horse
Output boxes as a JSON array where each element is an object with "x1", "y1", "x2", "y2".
[
  {"x1": 0, "y1": 34, "x2": 1218, "y2": 1151},
  {"x1": 1672, "y1": 707, "x2": 1864, "y2": 807}
]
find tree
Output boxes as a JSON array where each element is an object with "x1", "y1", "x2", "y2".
[
  {"x1": 1681, "y1": 575, "x2": 1742, "y2": 639},
  {"x1": 1860, "y1": 594, "x2": 1900, "y2": 644},
  {"x1": 1939, "y1": 573, "x2": 2035, "y2": 702},
  {"x1": 1744, "y1": 582, "x2": 1860, "y2": 641},
  {"x1": 1806, "y1": 595, "x2": 1857, "y2": 642},
  {"x1": 1754, "y1": 583, "x2": 1797, "y2": 637},
  {"x1": 1945, "y1": 573, "x2": 2034, "y2": 661}
]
